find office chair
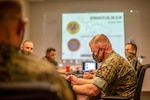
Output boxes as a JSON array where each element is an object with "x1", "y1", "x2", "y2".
[
  {"x1": 101, "y1": 64, "x2": 150, "y2": 100},
  {"x1": 0, "y1": 82, "x2": 61, "y2": 100}
]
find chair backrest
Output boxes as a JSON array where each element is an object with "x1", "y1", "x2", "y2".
[
  {"x1": 132, "y1": 59, "x2": 138, "y2": 70},
  {"x1": 133, "y1": 64, "x2": 150, "y2": 100},
  {"x1": 0, "y1": 82, "x2": 61, "y2": 100}
]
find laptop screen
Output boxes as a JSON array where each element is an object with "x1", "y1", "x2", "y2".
[{"x1": 82, "y1": 61, "x2": 97, "y2": 72}]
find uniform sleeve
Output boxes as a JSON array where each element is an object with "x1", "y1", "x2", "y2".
[
  {"x1": 93, "y1": 62, "x2": 116, "y2": 91},
  {"x1": 92, "y1": 77, "x2": 108, "y2": 91}
]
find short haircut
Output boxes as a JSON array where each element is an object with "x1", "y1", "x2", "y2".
[
  {"x1": 125, "y1": 42, "x2": 137, "y2": 51},
  {"x1": 89, "y1": 33, "x2": 112, "y2": 48},
  {"x1": 23, "y1": 40, "x2": 33, "y2": 45},
  {"x1": 46, "y1": 48, "x2": 56, "y2": 54},
  {"x1": 0, "y1": 0, "x2": 22, "y2": 20}
]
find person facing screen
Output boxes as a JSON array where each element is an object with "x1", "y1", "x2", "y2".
[
  {"x1": 66, "y1": 33, "x2": 136, "y2": 100},
  {"x1": 0, "y1": 0, "x2": 76, "y2": 100}
]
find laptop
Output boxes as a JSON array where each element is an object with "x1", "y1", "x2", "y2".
[{"x1": 82, "y1": 61, "x2": 97, "y2": 72}]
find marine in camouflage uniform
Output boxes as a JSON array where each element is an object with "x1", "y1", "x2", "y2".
[
  {"x1": 125, "y1": 42, "x2": 143, "y2": 77},
  {"x1": 42, "y1": 56, "x2": 58, "y2": 67},
  {"x1": 0, "y1": 43, "x2": 75, "y2": 100},
  {"x1": 126, "y1": 54, "x2": 142, "y2": 77},
  {"x1": 0, "y1": 0, "x2": 75, "y2": 99},
  {"x1": 42, "y1": 47, "x2": 58, "y2": 68},
  {"x1": 19, "y1": 40, "x2": 34, "y2": 56},
  {"x1": 67, "y1": 34, "x2": 137, "y2": 100},
  {"x1": 87, "y1": 50, "x2": 137, "y2": 100}
]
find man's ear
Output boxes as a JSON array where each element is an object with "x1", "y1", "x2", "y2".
[
  {"x1": 17, "y1": 21, "x2": 25, "y2": 36},
  {"x1": 17, "y1": 18, "x2": 28, "y2": 36},
  {"x1": 21, "y1": 45, "x2": 23, "y2": 50},
  {"x1": 133, "y1": 50, "x2": 137, "y2": 55}
]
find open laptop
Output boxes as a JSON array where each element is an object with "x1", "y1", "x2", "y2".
[{"x1": 82, "y1": 61, "x2": 97, "y2": 72}]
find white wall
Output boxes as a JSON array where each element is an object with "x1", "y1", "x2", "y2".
[{"x1": 28, "y1": 0, "x2": 150, "y2": 64}]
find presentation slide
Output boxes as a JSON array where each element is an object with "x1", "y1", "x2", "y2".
[{"x1": 62, "y1": 12, "x2": 125, "y2": 60}]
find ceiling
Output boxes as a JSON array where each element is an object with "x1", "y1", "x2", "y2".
[
  {"x1": 26, "y1": 0, "x2": 130, "y2": 2},
  {"x1": 26, "y1": 0, "x2": 145, "y2": 3},
  {"x1": 26, "y1": 0, "x2": 113, "y2": 1}
]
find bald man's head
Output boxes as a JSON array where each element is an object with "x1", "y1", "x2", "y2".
[{"x1": 21, "y1": 40, "x2": 34, "y2": 55}]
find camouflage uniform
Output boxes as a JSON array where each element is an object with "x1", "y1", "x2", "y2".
[
  {"x1": 18, "y1": 50, "x2": 36, "y2": 57},
  {"x1": 42, "y1": 56, "x2": 58, "y2": 68},
  {"x1": 0, "y1": 43, "x2": 75, "y2": 100},
  {"x1": 127, "y1": 55, "x2": 143, "y2": 76},
  {"x1": 87, "y1": 51, "x2": 137, "y2": 100}
]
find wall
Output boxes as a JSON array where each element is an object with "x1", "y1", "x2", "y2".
[
  {"x1": 29, "y1": 0, "x2": 150, "y2": 64},
  {"x1": 22, "y1": 0, "x2": 30, "y2": 43}
]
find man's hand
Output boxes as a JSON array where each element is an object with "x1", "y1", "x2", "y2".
[
  {"x1": 66, "y1": 75, "x2": 78, "y2": 85},
  {"x1": 83, "y1": 72, "x2": 93, "y2": 79}
]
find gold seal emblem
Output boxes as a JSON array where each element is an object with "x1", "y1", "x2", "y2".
[{"x1": 67, "y1": 21, "x2": 80, "y2": 34}]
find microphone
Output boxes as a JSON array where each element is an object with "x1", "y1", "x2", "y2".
[{"x1": 140, "y1": 56, "x2": 146, "y2": 58}]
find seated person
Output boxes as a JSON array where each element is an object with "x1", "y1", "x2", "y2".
[
  {"x1": 42, "y1": 47, "x2": 58, "y2": 66},
  {"x1": 42, "y1": 47, "x2": 66, "y2": 74},
  {"x1": 125, "y1": 42, "x2": 143, "y2": 77},
  {"x1": 19, "y1": 40, "x2": 34, "y2": 55},
  {"x1": 0, "y1": 1, "x2": 76, "y2": 100},
  {"x1": 66, "y1": 34, "x2": 137, "y2": 100}
]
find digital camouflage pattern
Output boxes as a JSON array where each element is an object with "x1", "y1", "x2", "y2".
[
  {"x1": 87, "y1": 51, "x2": 137, "y2": 100},
  {"x1": 42, "y1": 56, "x2": 58, "y2": 68},
  {"x1": 0, "y1": 43, "x2": 75, "y2": 100},
  {"x1": 127, "y1": 55, "x2": 143, "y2": 76}
]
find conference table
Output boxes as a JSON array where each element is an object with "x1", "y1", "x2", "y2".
[
  {"x1": 62, "y1": 72, "x2": 89, "y2": 100},
  {"x1": 58, "y1": 66, "x2": 95, "y2": 100}
]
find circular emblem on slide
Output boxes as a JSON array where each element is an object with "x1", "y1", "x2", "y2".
[
  {"x1": 67, "y1": 21, "x2": 80, "y2": 34},
  {"x1": 68, "y1": 39, "x2": 80, "y2": 51}
]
